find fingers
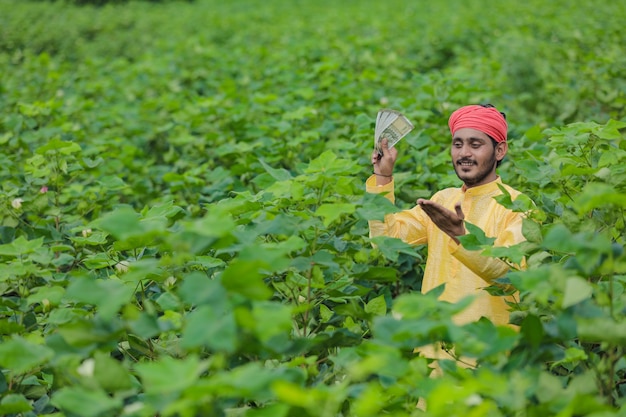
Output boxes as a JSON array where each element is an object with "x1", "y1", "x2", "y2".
[
  {"x1": 417, "y1": 199, "x2": 457, "y2": 221},
  {"x1": 381, "y1": 137, "x2": 389, "y2": 150},
  {"x1": 417, "y1": 199, "x2": 466, "y2": 239},
  {"x1": 372, "y1": 138, "x2": 385, "y2": 164},
  {"x1": 416, "y1": 199, "x2": 440, "y2": 218},
  {"x1": 372, "y1": 138, "x2": 397, "y2": 173},
  {"x1": 371, "y1": 150, "x2": 380, "y2": 164},
  {"x1": 374, "y1": 138, "x2": 388, "y2": 162},
  {"x1": 454, "y1": 203, "x2": 465, "y2": 221}
]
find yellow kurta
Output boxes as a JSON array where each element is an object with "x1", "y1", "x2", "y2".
[{"x1": 366, "y1": 175, "x2": 525, "y2": 326}]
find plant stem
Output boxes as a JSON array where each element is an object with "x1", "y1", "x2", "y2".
[{"x1": 302, "y1": 265, "x2": 313, "y2": 338}]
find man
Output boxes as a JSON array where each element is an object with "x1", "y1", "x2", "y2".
[{"x1": 367, "y1": 104, "x2": 526, "y2": 327}]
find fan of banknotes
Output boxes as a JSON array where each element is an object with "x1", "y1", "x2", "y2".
[{"x1": 374, "y1": 109, "x2": 414, "y2": 158}]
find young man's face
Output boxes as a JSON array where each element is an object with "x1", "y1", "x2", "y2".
[{"x1": 450, "y1": 128, "x2": 507, "y2": 188}]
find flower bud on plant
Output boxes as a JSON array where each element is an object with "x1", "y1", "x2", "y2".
[
  {"x1": 77, "y1": 359, "x2": 95, "y2": 377},
  {"x1": 465, "y1": 394, "x2": 483, "y2": 406},
  {"x1": 115, "y1": 260, "x2": 130, "y2": 273},
  {"x1": 11, "y1": 198, "x2": 23, "y2": 209},
  {"x1": 354, "y1": 249, "x2": 369, "y2": 263},
  {"x1": 392, "y1": 311, "x2": 403, "y2": 320}
]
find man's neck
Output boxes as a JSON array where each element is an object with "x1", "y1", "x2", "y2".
[{"x1": 461, "y1": 175, "x2": 500, "y2": 192}]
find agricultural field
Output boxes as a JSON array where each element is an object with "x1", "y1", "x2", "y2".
[{"x1": 0, "y1": 0, "x2": 626, "y2": 415}]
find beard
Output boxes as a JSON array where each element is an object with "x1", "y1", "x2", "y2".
[{"x1": 453, "y1": 150, "x2": 498, "y2": 187}]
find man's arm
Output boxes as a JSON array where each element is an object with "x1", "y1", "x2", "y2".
[
  {"x1": 367, "y1": 139, "x2": 430, "y2": 245},
  {"x1": 366, "y1": 176, "x2": 429, "y2": 245},
  {"x1": 416, "y1": 199, "x2": 525, "y2": 282},
  {"x1": 449, "y1": 213, "x2": 525, "y2": 282}
]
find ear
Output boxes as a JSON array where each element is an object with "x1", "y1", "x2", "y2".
[{"x1": 495, "y1": 141, "x2": 508, "y2": 162}]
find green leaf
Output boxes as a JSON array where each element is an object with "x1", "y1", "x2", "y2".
[
  {"x1": 542, "y1": 223, "x2": 575, "y2": 253},
  {"x1": 64, "y1": 277, "x2": 133, "y2": 320},
  {"x1": 52, "y1": 386, "x2": 122, "y2": 417},
  {"x1": 524, "y1": 125, "x2": 544, "y2": 141},
  {"x1": 0, "y1": 336, "x2": 54, "y2": 375},
  {"x1": 594, "y1": 119, "x2": 626, "y2": 139},
  {"x1": 372, "y1": 316, "x2": 449, "y2": 349},
  {"x1": 0, "y1": 236, "x2": 44, "y2": 257},
  {"x1": 259, "y1": 158, "x2": 293, "y2": 181},
  {"x1": 551, "y1": 347, "x2": 588, "y2": 371},
  {"x1": 142, "y1": 200, "x2": 184, "y2": 221},
  {"x1": 370, "y1": 236, "x2": 418, "y2": 262},
  {"x1": 272, "y1": 380, "x2": 316, "y2": 409},
  {"x1": 97, "y1": 175, "x2": 128, "y2": 191},
  {"x1": 192, "y1": 208, "x2": 236, "y2": 238},
  {"x1": 304, "y1": 150, "x2": 356, "y2": 176},
  {"x1": 319, "y1": 304, "x2": 333, "y2": 322},
  {"x1": 238, "y1": 242, "x2": 297, "y2": 272},
  {"x1": 252, "y1": 301, "x2": 293, "y2": 343},
  {"x1": 520, "y1": 314, "x2": 544, "y2": 349},
  {"x1": 193, "y1": 256, "x2": 226, "y2": 269},
  {"x1": 458, "y1": 222, "x2": 495, "y2": 250},
  {"x1": 577, "y1": 318, "x2": 626, "y2": 344},
  {"x1": 93, "y1": 351, "x2": 134, "y2": 392},
  {"x1": 96, "y1": 207, "x2": 144, "y2": 240},
  {"x1": 456, "y1": 319, "x2": 519, "y2": 358},
  {"x1": 70, "y1": 231, "x2": 109, "y2": 246},
  {"x1": 221, "y1": 259, "x2": 272, "y2": 300},
  {"x1": 0, "y1": 394, "x2": 32, "y2": 415},
  {"x1": 27, "y1": 285, "x2": 65, "y2": 306},
  {"x1": 208, "y1": 362, "x2": 301, "y2": 398},
  {"x1": 135, "y1": 355, "x2": 205, "y2": 395},
  {"x1": 535, "y1": 372, "x2": 565, "y2": 403},
  {"x1": 315, "y1": 203, "x2": 356, "y2": 226},
  {"x1": 181, "y1": 304, "x2": 237, "y2": 353},
  {"x1": 57, "y1": 318, "x2": 119, "y2": 347},
  {"x1": 352, "y1": 266, "x2": 401, "y2": 283},
  {"x1": 128, "y1": 312, "x2": 162, "y2": 339},
  {"x1": 574, "y1": 182, "x2": 626, "y2": 214},
  {"x1": 562, "y1": 277, "x2": 593, "y2": 308},
  {"x1": 178, "y1": 271, "x2": 229, "y2": 306},
  {"x1": 243, "y1": 403, "x2": 290, "y2": 417},
  {"x1": 355, "y1": 192, "x2": 399, "y2": 221},
  {"x1": 365, "y1": 294, "x2": 387, "y2": 316},
  {"x1": 36, "y1": 137, "x2": 82, "y2": 155},
  {"x1": 484, "y1": 244, "x2": 528, "y2": 265},
  {"x1": 522, "y1": 218, "x2": 543, "y2": 243}
]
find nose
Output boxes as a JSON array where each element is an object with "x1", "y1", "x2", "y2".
[{"x1": 459, "y1": 143, "x2": 473, "y2": 158}]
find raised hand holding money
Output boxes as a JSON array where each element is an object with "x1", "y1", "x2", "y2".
[
  {"x1": 372, "y1": 138, "x2": 397, "y2": 185},
  {"x1": 374, "y1": 109, "x2": 414, "y2": 159},
  {"x1": 372, "y1": 109, "x2": 413, "y2": 185}
]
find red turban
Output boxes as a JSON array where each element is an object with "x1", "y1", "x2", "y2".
[{"x1": 448, "y1": 105, "x2": 508, "y2": 143}]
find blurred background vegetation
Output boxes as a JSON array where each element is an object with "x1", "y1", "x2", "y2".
[{"x1": 1, "y1": 1, "x2": 626, "y2": 415}]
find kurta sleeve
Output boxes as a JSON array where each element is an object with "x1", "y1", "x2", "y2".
[
  {"x1": 448, "y1": 208, "x2": 525, "y2": 282},
  {"x1": 365, "y1": 175, "x2": 429, "y2": 246}
]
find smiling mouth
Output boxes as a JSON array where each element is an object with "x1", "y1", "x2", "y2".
[{"x1": 457, "y1": 160, "x2": 476, "y2": 167}]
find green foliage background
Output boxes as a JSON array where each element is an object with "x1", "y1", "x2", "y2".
[{"x1": 0, "y1": 0, "x2": 626, "y2": 416}]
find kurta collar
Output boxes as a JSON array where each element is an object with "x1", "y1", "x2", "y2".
[{"x1": 461, "y1": 176, "x2": 502, "y2": 196}]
